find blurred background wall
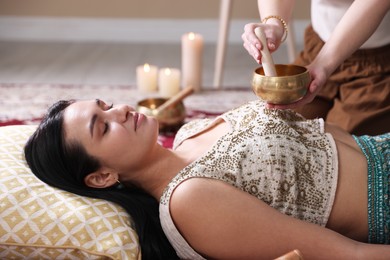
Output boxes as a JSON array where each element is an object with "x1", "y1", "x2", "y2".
[
  {"x1": 0, "y1": 0, "x2": 311, "y2": 43},
  {"x1": 0, "y1": 0, "x2": 310, "y2": 19}
]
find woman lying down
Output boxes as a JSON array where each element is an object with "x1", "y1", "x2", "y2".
[{"x1": 24, "y1": 98, "x2": 389, "y2": 260}]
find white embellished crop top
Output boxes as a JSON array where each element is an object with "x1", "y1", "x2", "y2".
[{"x1": 159, "y1": 100, "x2": 339, "y2": 259}]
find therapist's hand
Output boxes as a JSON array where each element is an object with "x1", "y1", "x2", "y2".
[
  {"x1": 242, "y1": 23, "x2": 284, "y2": 64},
  {"x1": 266, "y1": 64, "x2": 328, "y2": 109}
]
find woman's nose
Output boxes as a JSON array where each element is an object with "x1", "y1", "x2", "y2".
[{"x1": 109, "y1": 104, "x2": 134, "y2": 122}]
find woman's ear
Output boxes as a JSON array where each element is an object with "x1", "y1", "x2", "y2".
[{"x1": 84, "y1": 168, "x2": 118, "y2": 188}]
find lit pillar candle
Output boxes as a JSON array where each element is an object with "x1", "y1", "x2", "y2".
[
  {"x1": 136, "y1": 63, "x2": 158, "y2": 92},
  {"x1": 159, "y1": 68, "x2": 181, "y2": 98},
  {"x1": 181, "y1": 32, "x2": 203, "y2": 92}
]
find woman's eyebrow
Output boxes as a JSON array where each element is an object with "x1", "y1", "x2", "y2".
[{"x1": 89, "y1": 99, "x2": 101, "y2": 138}]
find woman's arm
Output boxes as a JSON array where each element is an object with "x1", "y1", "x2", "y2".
[
  {"x1": 170, "y1": 178, "x2": 390, "y2": 259},
  {"x1": 242, "y1": 0, "x2": 295, "y2": 64},
  {"x1": 269, "y1": 0, "x2": 390, "y2": 109}
]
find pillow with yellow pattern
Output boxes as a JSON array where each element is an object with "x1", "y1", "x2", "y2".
[{"x1": 0, "y1": 125, "x2": 141, "y2": 259}]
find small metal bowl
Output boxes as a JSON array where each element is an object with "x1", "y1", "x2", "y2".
[
  {"x1": 136, "y1": 98, "x2": 186, "y2": 132},
  {"x1": 252, "y1": 64, "x2": 311, "y2": 104}
]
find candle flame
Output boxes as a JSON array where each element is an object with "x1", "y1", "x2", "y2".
[
  {"x1": 164, "y1": 68, "x2": 172, "y2": 76},
  {"x1": 188, "y1": 32, "x2": 195, "y2": 40},
  {"x1": 143, "y1": 63, "x2": 150, "y2": 72}
]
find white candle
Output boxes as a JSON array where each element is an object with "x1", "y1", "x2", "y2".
[
  {"x1": 181, "y1": 32, "x2": 203, "y2": 92},
  {"x1": 136, "y1": 63, "x2": 158, "y2": 92},
  {"x1": 159, "y1": 68, "x2": 181, "y2": 98}
]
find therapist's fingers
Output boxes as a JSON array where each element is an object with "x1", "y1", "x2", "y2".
[
  {"x1": 243, "y1": 23, "x2": 262, "y2": 48},
  {"x1": 242, "y1": 23, "x2": 263, "y2": 63}
]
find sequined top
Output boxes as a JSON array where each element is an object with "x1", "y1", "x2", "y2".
[{"x1": 159, "y1": 100, "x2": 338, "y2": 259}]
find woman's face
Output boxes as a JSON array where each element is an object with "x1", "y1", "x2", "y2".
[{"x1": 63, "y1": 99, "x2": 159, "y2": 174}]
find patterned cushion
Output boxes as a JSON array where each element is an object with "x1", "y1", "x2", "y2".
[{"x1": 0, "y1": 125, "x2": 140, "y2": 259}]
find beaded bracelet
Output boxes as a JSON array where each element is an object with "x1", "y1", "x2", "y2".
[{"x1": 261, "y1": 15, "x2": 288, "y2": 42}]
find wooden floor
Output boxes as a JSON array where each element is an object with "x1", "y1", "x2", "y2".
[{"x1": 0, "y1": 41, "x2": 292, "y2": 88}]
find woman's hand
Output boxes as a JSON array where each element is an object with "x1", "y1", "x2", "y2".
[
  {"x1": 242, "y1": 22, "x2": 285, "y2": 64},
  {"x1": 266, "y1": 63, "x2": 329, "y2": 109}
]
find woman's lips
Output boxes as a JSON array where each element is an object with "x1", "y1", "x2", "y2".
[
  {"x1": 133, "y1": 113, "x2": 138, "y2": 130},
  {"x1": 134, "y1": 112, "x2": 144, "y2": 131}
]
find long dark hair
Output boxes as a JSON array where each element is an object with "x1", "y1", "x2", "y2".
[{"x1": 24, "y1": 100, "x2": 178, "y2": 260}]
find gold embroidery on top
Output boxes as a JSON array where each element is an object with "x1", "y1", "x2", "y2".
[{"x1": 161, "y1": 100, "x2": 337, "y2": 227}]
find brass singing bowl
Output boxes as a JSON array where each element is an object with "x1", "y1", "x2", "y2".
[
  {"x1": 252, "y1": 64, "x2": 311, "y2": 104},
  {"x1": 136, "y1": 98, "x2": 186, "y2": 131}
]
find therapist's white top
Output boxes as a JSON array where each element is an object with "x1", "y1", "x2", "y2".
[{"x1": 312, "y1": 0, "x2": 390, "y2": 49}]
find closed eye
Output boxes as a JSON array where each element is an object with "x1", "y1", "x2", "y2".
[
  {"x1": 91, "y1": 100, "x2": 114, "y2": 138},
  {"x1": 103, "y1": 121, "x2": 109, "y2": 135},
  {"x1": 103, "y1": 104, "x2": 113, "y2": 134}
]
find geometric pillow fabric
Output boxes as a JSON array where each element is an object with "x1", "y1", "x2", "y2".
[{"x1": 0, "y1": 125, "x2": 140, "y2": 259}]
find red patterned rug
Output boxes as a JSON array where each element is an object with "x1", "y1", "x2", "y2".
[{"x1": 0, "y1": 83, "x2": 255, "y2": 148}]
